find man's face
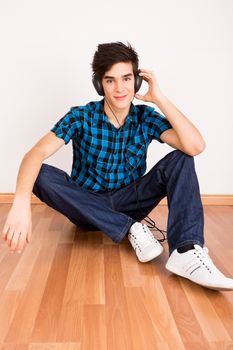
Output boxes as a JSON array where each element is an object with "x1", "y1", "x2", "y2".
[{"x1": 102, "y1": 62, "x2": 135, "y2": 111}]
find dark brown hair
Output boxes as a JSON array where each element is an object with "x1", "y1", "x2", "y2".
[{"x1": 91, "y1": 41, "x2": 139, "y2": 80}]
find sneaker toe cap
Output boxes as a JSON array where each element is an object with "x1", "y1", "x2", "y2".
[{"x1": 138, "y1": 244, "x2": 163, "y2": 263}]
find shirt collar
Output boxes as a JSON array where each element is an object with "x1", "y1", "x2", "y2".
[{"x1": 93, "y1": 98, "x2": 138, "y2": 125}]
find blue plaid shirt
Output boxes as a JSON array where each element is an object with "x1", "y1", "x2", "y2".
[{"x1": 51, "y1": 99, "x2": 172, "y2": 193}]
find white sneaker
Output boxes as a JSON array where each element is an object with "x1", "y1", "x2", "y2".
[
  {"x1": 165, "y1": 244, "x2": 233, "y2": 291},
  {"x1": 128, "y1": 222, "x2": 164, "y2": 263}
]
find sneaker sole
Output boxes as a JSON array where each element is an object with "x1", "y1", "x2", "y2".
[{"x1": 165, "y1": 264, "x2": 233, "y2": 291}]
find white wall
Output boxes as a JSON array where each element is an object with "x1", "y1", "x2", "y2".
[{"x1": 0, "y1": 0, "x2": 232, "y2": 194}]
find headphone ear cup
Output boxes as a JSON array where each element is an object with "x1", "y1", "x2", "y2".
[
  {"x1": 135, "y1": 75, "x2": 143, "y2": 93},
  {"x1": 92, "y1": 75, "x2": 105, "y2": 96}
]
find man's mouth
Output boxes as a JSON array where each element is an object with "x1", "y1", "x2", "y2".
[{"x1": 114, "y1": 95, "x2": 127, "y2": 101}]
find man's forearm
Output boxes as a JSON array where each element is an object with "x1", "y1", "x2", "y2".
[
  {"x1": 14, "y1": 151, "x2": 43, "y2": 205},
  {"x1": 154, "y1": 93, "x2": 206, "y2": 154}
]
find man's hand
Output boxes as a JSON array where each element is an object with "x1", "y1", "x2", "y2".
[
  {"x1": 2, "y1": 201, "x2": 32, "y2": 254},
  {"x1": 135, "y1": 69, "x2": 206, "y2": 156},
  {"x1": 135, "y1": 69, "x2": 163, "y2": 104}
]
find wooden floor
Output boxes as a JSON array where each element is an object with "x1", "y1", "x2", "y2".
[{"x1": 0, "y1": 204, "x2": 233, "y2": 350}]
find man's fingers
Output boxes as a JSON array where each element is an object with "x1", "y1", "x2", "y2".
[
  {"x1": 2, "y1": 206, "x2": 32, "y2": 254},
  {"x1": 139, "y1": 68, "x2": 153, "y2": 74},
  {"x1": 17, "y1": 233, "x2": 27, "y2": 253},
  {"x1": 6, "y1": 226, "x2": 15, "y2": 246},
  {"x1": 139, "y1": 71, "x2": 152, "y2": 76},
  {"x1": 3, "y1": 222, "x2": 31, "y2": 253},
  {"x1": 135, "y1": 93, "x2": 145, "y2": 100},
  {"x1": 27, "y1": 224, "x2": 32, "y2": 243},
  {"x1": 2, "y1": 223, "x2": 10, "y2": 239},
  {"x1": 9, "y1": 230, "x2": 22, "y2": 252},
  {"x1": 139, "y1": 73, "x2": 151, "y2": 83},
  {"x1": 139, "y1": 70, "x2": 154, "y2": 78}
]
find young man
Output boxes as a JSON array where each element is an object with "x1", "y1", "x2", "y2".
[{"x1": 2, "y1": 42, "x2": 233, "y2": 291}]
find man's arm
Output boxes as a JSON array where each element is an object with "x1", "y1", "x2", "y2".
[
  {"x1": 156, "y1": 95, "x2": 206, "y2": 156},
  {"x1": 2, "y1": 132, "x2": 65, "y2": 253},
  {"x1": 135, "y1": 69, "x2": 206, "y2": 156}
]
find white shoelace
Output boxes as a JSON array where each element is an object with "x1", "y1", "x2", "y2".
[{"x1": 130, "y1": 224, "x2": 159, "y2": 251}]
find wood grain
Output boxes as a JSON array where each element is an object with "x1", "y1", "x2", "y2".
[{"x1": 0, "y1": 204, "x2": 233, "y2": 349}]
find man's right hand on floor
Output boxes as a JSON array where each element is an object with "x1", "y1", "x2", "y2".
[{"x1": 2, "y1": 201, "x2": 32, "y2": 254}]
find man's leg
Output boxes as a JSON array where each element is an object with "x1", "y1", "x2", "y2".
[
  {"x1": 112, "y1": 150, "x2": 233, "y2": 290},
  {"x1": 33, "y1": 164, "x2": 135, "y2": 243},
  {"x1": 112, "y1": 149, "x2": 204, "y2": 255}
]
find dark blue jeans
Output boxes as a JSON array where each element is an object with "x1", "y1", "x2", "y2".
[{"x1": 33, "y1": 150, "x2": 204, "y2": 254}]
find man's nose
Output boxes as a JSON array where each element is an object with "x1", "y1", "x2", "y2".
[{"x1": 115, "y1": 80, "x2": 124, "y2": 92}]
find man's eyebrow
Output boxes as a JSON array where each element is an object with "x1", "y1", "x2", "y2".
[{"x1": 103, "y1": 73, "x2": 133, "y2": 79}]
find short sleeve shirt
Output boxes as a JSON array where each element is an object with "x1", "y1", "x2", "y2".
[{"x1": 51, "y1": 99, "x2": 172, "y2": 193}]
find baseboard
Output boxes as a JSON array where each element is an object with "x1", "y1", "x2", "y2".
[
  {"x1": 0, "y1": 193, "x2": 233, "y2": 205},
  {"x1": 161, "y1": 195, "x2": 233, "y2": 205}
]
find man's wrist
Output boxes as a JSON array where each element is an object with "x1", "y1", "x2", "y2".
[
  {"x1": 13, "y1": 194, "x2": 31, "y2": 207},
  {"x1": 152, "y1": 93, "x2": 171, "y2": 110},
  {"x1": 151, "y1": 91, "x2": 167, "y2": 106}
]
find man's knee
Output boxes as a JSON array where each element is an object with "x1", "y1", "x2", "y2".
[
  {"x1": 163, "y1": 150, "x2": 196, "y2": 178},
  {"x1": 169, "y1": 149, "x2": 194, "y2": 164},
  {"x1": 33, "y1": 164, "x2": 69, "y2": 198},
  {"x1": 33, "y1": 164, "x2": 50, "y2": 196}
]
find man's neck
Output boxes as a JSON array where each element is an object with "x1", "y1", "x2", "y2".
[{"x1": 103, "y1": 99, "x2": 131, "y2": 127}]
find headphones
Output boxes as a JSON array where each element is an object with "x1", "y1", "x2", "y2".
[{"x1": 92, "y1": 70, "x2": 143, "y2": 96}]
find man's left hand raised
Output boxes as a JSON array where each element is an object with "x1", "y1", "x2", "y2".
[{"x1": 135, "y1": 69, "x2": 163, "y2": 104}]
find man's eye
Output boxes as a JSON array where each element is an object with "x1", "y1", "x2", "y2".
[
  {"x1": 124, "y1": 77, "x2": 131, "y2": 81},
  {"x1": 107, "y1": 80, "x2": 113, "y2": 83}
]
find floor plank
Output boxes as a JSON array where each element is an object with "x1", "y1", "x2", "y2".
[{"x1": 0, "y1": 204, "x2": 232, "y2": 349}]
